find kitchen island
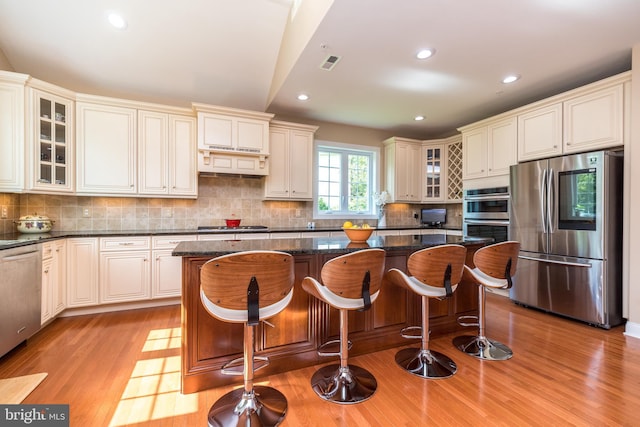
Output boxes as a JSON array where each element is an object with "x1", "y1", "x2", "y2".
[{"x1": 173, "y1": 234, "x2": 488, "y2": 393}]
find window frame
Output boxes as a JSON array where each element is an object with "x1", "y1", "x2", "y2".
[{"x1": 313, "y1": 140, "x2": 381, "y2": 220}]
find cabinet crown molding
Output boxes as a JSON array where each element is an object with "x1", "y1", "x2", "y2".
[{"x1": 192, "y1": 102, "x2": 274, "y2": 121}]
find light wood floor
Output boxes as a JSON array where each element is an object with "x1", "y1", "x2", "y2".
[{"x1": 1, "y1": 293, "x2": 639, "y2": 426}]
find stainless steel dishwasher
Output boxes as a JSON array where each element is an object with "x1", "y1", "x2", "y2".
[{"x1": 0, "y1": 244, "x2": 42, "y2": 358}]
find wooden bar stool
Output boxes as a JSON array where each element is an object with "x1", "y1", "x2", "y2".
[
  {"x1": 384, "y1": 244, "x2": 467, "y2": 378},
  {"x1": 200, "y1": 250, "x2": 295, "y2": 427},
  {"x1": 453, "y1": 241, "x2": 520, "y2": 361},
  {"x1": 301, "y1": 248, "x2": 386, "y2": 404}
]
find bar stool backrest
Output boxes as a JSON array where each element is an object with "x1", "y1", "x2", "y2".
[
  {"x1": 473, "y1": 241, "x2": 520, "y2": 280},
  {"x1": 201, "y1": 250, "x2": 295, "y2": 311},
  {"x1": 320, "y1": 248, "x2": 386, "y2": 299},
  {"x1": 407, "y1": 244, "x2": 467, "y2": 287}
]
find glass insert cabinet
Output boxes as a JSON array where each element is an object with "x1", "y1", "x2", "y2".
[{"x1": 31, "y1": 89, "x2": 74, "y2": 192}]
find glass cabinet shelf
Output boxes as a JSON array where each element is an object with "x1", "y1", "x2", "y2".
[{"x1": 31, "y1": 89, "x2": 73, "y2": 191}]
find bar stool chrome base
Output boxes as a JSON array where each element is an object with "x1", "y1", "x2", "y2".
[
  {"x1": 207, "y1": 386, "x2": 287, "y2": 427},
  {"x1": 395, "y1": 347, "x2": 457, "y2": 378},
  {"x1": 452, "y1": 335, "x2": 513, "y2": 361},
  {"x1": 310, "y1": 364, "x2": 377, "y2": 404}
]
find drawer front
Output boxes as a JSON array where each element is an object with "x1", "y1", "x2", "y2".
[
  {"x1": 152, "y1": 235, "x2": 197, "y2": 249},
  {"x1": 100, "y1": 236, "x2": 151, "y2": 251},
  {"x1": 42, "y1": 242, "x2": 54, "y2": 260}
]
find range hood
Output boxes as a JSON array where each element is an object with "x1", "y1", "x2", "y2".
[{"x1": 194, "y1": 103, "x2": 274, "y2": 176}]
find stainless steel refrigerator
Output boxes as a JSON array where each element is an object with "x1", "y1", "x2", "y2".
[{"x1": 509, "y1": 150, "x2": 623, "y2": 328}]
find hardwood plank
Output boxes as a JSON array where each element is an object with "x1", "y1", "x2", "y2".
[{"x1": 1, "y1": 294, "x2": 639, "y2": 426}]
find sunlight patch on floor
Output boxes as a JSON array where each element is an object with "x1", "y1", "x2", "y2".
[
  {"x1": 142, "y1": 327, "x2": 181, "y2": 352},
  {"x1": 109, "y1": 355, "x2": 198, "y2": 426}
]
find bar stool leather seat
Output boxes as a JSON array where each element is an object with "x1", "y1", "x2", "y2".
[
  {"x1": 453, "y1": 241, "x2": 520, "y2": 361},
  {"x1": 301, "y1": 248, "x2": 386, "y2": 404},
  {"x1": 200, "y1": 250, "x2": 295, "y2": 427},
  {"x1": 384, "y1": 244, "x2": 467, "y2": 378}
]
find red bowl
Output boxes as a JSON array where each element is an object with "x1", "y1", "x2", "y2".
[{"x1": 225, "y1": 219, "x2": 241, "y2": 228}]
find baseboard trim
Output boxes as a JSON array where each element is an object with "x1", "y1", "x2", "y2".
[
  {"x1": 624, "y1": 321, "x2": 640, "y2": 340},
  {"x1": 58, "y1": 298, "x2": 180, "y2": 317}
]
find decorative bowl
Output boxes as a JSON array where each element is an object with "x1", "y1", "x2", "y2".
[
  {"x1": 225, "y1": 219, "x2": 241, "y2": 228},
  {"x1": 14, "y1": 213, "x2": 55, "y2": 233},
  {"x1": 342, "y1": 227, "x2": 374, "y2": 243}
]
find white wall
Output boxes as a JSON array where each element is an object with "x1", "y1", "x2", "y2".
[
  {"x1": 0, "y1": 48, "x2": 13, "y2": 71},
  {"x1": 624, "y1": 43, "x2": 640, "y2": 338}
]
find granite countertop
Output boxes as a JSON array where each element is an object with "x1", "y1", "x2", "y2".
[
  {"x1": 172, "y1": 234, "x2": 489, "y2": 257},
  {"x1": 0, "y1": 224, "x2": 463, "y2": 250}
]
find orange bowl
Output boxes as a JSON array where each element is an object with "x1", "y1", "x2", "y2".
[{"x1": 342, "y1": 227, "x2": 374, "y2": 243}]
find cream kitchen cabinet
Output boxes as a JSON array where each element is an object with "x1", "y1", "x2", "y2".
[
  {"x1": 27, "y1": 82, "x2": 75, "y2": 194},
  {"x1": 99, "y1": 236, "x2": 151, "y2": 304},
  {"x1": 461, "y1": 115, "x2": 517, "y2": 179},
  {"x1": 66, "y1": 238, "x2": 99, "y2": 308},
  {"x1": 264, "y1": 121, "x2": 318, "y2": 200},
  {"x1": 0, "y1": 72, "x2": 28, "y2": 192},
  {"x1": 194, "y1": 103, "x2": 274, "y2": 176},
  {"x1": 384, "y1": 137, "x2": 421, "y2": 202},
  {"x1": 517, "y1": 102, "x2": 563, "y2": 162},
  {"x1": 76, "y1": 98, "x2": 137, "y2": 195},
  {"x1": 421, "y1": 143, "x2": 444, "y2": 202},
  {"x1": 444, "y1": 135, "x2": 463, "y2": 202},
  {"x1": 563, "y1": 81, "x2": 626, "y2": 154},
  {"x1": 152, "y1": 235, "x2": 196, "y2": 299},
  {"x1": 41, "y1": 240, "x2": 66, "y2": 324},
  {"x1": 138, "y1": 110, "x2": 197, "y2": 198}
]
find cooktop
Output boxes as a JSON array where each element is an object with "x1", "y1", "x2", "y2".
[{"x1": 197, "y1": 225, "x2": 269, "y2": 232}]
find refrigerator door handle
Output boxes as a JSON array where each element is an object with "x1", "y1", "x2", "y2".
[
  {"x1": 518, "y1": 254, "x2": 592, "y2": 268},
  {"x1": 547, "y1": 168, "x2": 555, "y2": 234},
  {"x1": 541, "y1": 168, "x2": 548, "y2": 233}
]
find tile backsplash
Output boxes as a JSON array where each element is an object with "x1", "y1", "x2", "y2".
[{"x1": 0, "y1": 176, "x2": 462, "y2": 233}]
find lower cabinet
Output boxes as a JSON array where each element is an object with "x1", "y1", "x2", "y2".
[
  {"x1": 152, "y1": 235, "x2": 197, "y2": 299},
  {"x1": 66, "y1": 238, "x2": 99, "y2": 308},
  {"x1": 66, "y1": 235, "x2": 193, "y2": 309}
]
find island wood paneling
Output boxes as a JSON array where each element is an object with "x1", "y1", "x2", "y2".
[{"x1": 180, "y1": 244, "x2": 484, "y2": 393}]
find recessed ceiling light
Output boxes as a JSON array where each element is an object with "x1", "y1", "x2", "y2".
[
  {"x1": 108, "y1": 12, "x2": 127, "y2": 30},
  {"x1": 502, "y1": 74, "x2": 520, "y2": 84},
  {"x1": 416, "y1": 49, "x2": 435, "y2": 60},
  {"x1": 414, "y1": 115, "x2": 425, "y2": 121},
  {"x1": 297, "y1": 94, "x2": 309, "y2": 101}
]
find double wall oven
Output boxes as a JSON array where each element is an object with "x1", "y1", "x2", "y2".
[{"x1": 463, "y1": 186, "x2": 509, "y2": 243}]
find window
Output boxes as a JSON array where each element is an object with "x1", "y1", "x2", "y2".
[{"x1": 314, "y1": 141, "x2": 379, "y2": 219}]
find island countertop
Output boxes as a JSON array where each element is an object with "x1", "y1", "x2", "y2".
[{"x1": 172, "y1": 234, "x2": 489, "y2": 257}]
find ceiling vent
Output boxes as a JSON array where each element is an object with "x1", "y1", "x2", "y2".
[{"x1": 320, "y1": 55, "x2": 341, "y2": 71}]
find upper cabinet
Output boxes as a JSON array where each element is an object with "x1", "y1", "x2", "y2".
[
  {"x1": 138, "y1": 110, "x2": 197, "y2": 197},
  {"x1": 76, "y1": 94, "x2": 197, "y2": 198},
  {"x1": 422, "y1": 135, "x2": 463, "y2": 203},
  {"x1": 76, "y1": 98, "x2": 137, "y2": 195},
  {"x1": 194, "y1": 103, "x2": 274, "y2": 176},
  {"x1": 517, "y1": 103, "x2": 563, "y2": 162},
  {"x1": 264, "y1": 120, "x2": 318, "y2": 200},
  {"x1": 461, "y1": 114, "x2": 517, "y2": 179},
  {"x1": 518, "y1": 72, "x2": 628, "y2": 162},
  {"x1": 444, "y1": 135, "x2": 463, "y2": 202},
  {"x1": 562, "y1": 83, "x2": 625, "y2": 154},
  {"x1": 384, "y1": 137, "x2": 422, "y2": 202},
  {"x1": 422, "y1": 142, "x2": 444, "y2": 202},
  {"x1": 27, "y1": 81, "x2": 76, "y2": 194},
  {"x1": 0, "y1": 72, "x2": 28, "y2": 192}
]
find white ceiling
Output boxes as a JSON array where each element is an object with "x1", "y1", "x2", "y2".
[{"x1": 1, "y1": 0, "x2": 640, "y2": 139}]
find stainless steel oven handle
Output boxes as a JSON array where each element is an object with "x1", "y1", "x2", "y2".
[
  {"x1": 518, "y1": 255, "x2": 591, "y2": 268},
  {"x1": 463, "y1": 219, "x2": 509, "y2": 226},
  {"x1": 464, "y1": 194, "x2": 510, "y2": 201}
]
